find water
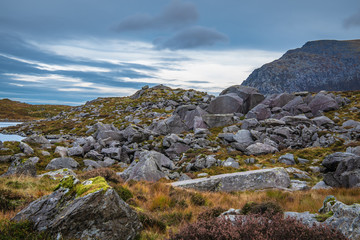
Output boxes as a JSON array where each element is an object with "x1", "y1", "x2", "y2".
[{"x1": 0, "y1": 122, "x2": 25, "y2": 142}]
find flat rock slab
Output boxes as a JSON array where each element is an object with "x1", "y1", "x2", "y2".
[{"x1": 171, "y1": 167, "x2": 290, "y2": 192}]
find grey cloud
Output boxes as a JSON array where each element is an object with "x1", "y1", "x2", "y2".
[
  {"x1": 343, "y1": 9, "x2": 360, "y2": 28},
  {"x1": 154, "y1": 26, "x2": 228, "y2": 50},
  {"x1": 115, "y1": 0, "x2": 197, "y2": 31}
]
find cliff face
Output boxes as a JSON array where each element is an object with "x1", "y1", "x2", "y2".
[{"x1": 242, "y1": 40, "x2": 360, "y2": 94}]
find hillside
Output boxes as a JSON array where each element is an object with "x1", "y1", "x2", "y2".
[
  {"x1": 0, "y1": 85, "x2": 360, "y2": 239},
  {"x1": 0, "y1": 98, "x2": 71, "y2": 121},
  {"x1": 242, "y1": 40, "x2": 360, "y2": 94}
]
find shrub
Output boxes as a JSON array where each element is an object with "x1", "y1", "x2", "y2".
[
  {"x1": 190, "y1": 193, "x2": 206, "y2": 206},
  {"x1": 169, "y1": 214, "x2": 347, "y2": 240},
  {"x1": 241, "y1": 201, "x2": 283, "y2": 215},
  {"x1": 150, "y1": 195, "x2": 174, "y2": 211},
  {"x1": 78, "y1": 168, "x2": 123, "y2": 184},
  {"x1": 197, "y1": 207, "x2": 226, "y2": 221},
  {"x1": 0, "y1": 189, "x2": 23, "y2": 211},
  {"x1": 114, "y1": 185, "x2": 133, "y2": 202},
  {"x1": 0, "y1": 220, "x2": 50, "y2": 240},
  {"x1": 160, "y1": 212, "x2": 192, "y2": 226},
  {"x1": 138, "y1": 212, "x2": 167, "y2": 233}
]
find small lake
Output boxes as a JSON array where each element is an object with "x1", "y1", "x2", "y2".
[{"x1": 0, "y1": 122, "x2": 25, "y2": 142}]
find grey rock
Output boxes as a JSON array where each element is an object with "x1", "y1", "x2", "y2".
[
  {"x1": 244, "y1": 158, "x2": 256, "y2": 164},
  {"x1": 165, "y1": 142, "x2": 190, "y2": 159},
  {"x1": 347, "y1": 146, "x2": 360, "y2": 156},
  {"x1": 93, "y1": 123, "x2": 124, "y2": 141},
  {"x1": 241, "y1": 118, "x2": 259, "y2": 130},
  {"x1": 312, "y1": 116, "x2": 335, "y2": 127},
  {"x1": 263, "y1": 118, "x2": 286, "y2": 127},
  {"x1": 233, "y1": 130, "x2": 254, "y2": 151},
  {"x1": 309, "y1": 93, "x2": 339, "y2": 115},
  {"x1": 171, "y1": 167, "x2": 290, "y2": 192},
  {"x1": 83, "y1": 159, "x2": 102, "y2": 169},
  {"x1": 38, "y1": 168, "x2": 77, "y2": 180},
  {"x1": 298, "y1": 157, "x2": 310, "y2": 164},
  {"x1": 323, "y1": 200, "x2": 360, "y2": 240},
  {"x1": 84, "y1": 150, "x2": 104, "y2": 161},
  {"x1": 290, "y1": 180, "x2": 309, "y2": 190},
  {"x1": 278, "y1": 153, "x2": 296, "y2": 165},
  {"x1": 311, "y1": 181, "x2": 333, "y2": 190},
  {"x1": 220, "y1": 85, "x2": 265, "y2": 113},
  {"x1": 342, "y1": 120, "x2": 360, "y2": 129},
  {"x1": 2, "y1": 158, "x2": 37, "y2": 177},
  {"x1": 322, "y1": 152, "x2": 356, "y2": 172},
  {"x1": 197, "y1": 173, "x2": 209, "y2": 177},
  {"x1": 284, "y1": 212, "x2": 319, "y2": 226},
  {"x1": 123, "y1": 150, "x2": 174, "y2": 182},
  {"x1": 0, "y1": 155, "x2": 12, "y2": 163},
  {"x1": 22, "y1": 134, "x2": 50, "y2": 145},
  {"x1": 54, "y1": 146, "x2": 68, "y2": 158},
  {"x1": 179, "y1": 173, "x2": 192, "y2": 181},
  {"x1": 207, "y1": 94, "x2": 244, "y2": 114},
  {"x1": 245, "y1": 104, "x2": 271, "y2": 120},
  {"x1": 218, "y1": 133, "x2": 235, "y2": 142},
  {"x1": 67, "y1": 146, "x2": 83, "y2": 157},
  {"x1": 41, "y1": 151, "x2": 50, "y2": 156},
  {"x1": 19, "y1": 142, "x2": 34, "y2": 156},
  {"x1": 245, "y1": 143, "x2": 278, "y2": 155},
  {"x1": 222, "y1": 158, "x2": 240, "y2": 169},
  {"x1": 99, "y1": 157, "x2": 117, "y2": 167},
  {"x1": 280, "y1": 115, "x2": 312, "y2": 127},
  {"x1": 269, "y1": 93, "x2": 296, "y2": 108},
  {"x1": 13, "y1": 177, "x2": 141, "y2": 240},
  {"x1": 45, "y1": 157, "x2": 79, "y2": 170},
  {"x1": 101, "y1": 147, "x2": 122, "y2": 160},
  {"x1": 202, "y1": 114, "x2": 234, "y2": 128}
]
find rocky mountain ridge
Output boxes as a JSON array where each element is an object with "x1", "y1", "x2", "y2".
[{"x1": 242, "y1": 39, "x2": 360, "y2": 94}]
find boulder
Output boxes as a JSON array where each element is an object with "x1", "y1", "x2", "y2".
[
  {"x1": 171, "y1": 167, "x2": 290, "y2": 191},
  {"x1": 92, "y1": 123, "x2": 124, "y2": 141},
  {"x1": 19, "y1": 142, "x2": 34, "y2": 156},
  {"x1": 241, "y1": 118, "x2": 259, "y2": 130},
  {"x1": 346, "y1": 146, "x2": 360, "y2": 156},
  {"x1": 278, "y1": 153, "x2": 296, "y2": 165},
  {"x1": 84, "y1": 150, "x2": 104, "y2": 161},
  {"x1": 323, "y1": 152, "x2": 360, "y2": 188},
  {"x1": 322, "y1": 199, "x2": 360, "y2": 240},
  {"x1": 67, "y1": 146, "x2": 84, "y2": 157},
  {"x1": 232, "y1": 130, "x2": 254, "y2": 151},
  {"x1": 284, "y1": 212, "x2": 319, "y2": 226},
  {"x1": 245, "y1": 143, "x2": 278, "y2": 155},
  {"x1": 280, "y1": 115, "x2": 312, "y2": 126},
  {"x1": 2, "y1": 158, "x2": 37, "y2": 177},
  {"x1": 207, "y1": 94, "x2": 244, "y2": 114},
  {"x1": 269, "y1": 93, "x2": 296, "y2": 108},
  {"x1": 222, "y1": 158, "x2": 239, "y2": 169},
  {"x1": 45, "y1": 157, "x2": 79, "y2": 170},
  {"x1": 22, "y1": 134, "x2": 50, "y2": 145},
  {"x1": 13, "y1": 176, "x2": 141, "y2": 240},
  {"x1": 122, "y1": 151, "x2": 174, "y2": 182},
  {"x1": 54, "y1": 146, "x2": 68, "y2": 158},
  {"x1": 165, "y1": 142, "x2": 190, "y2": 159},
  {"x1": 202, "y1": 114, "x2": 234, "y2": 128},
  {"x1": 38, "y1": 168, "x2": 77, "y2": 180},
  {"x1": 245, "y1": 104, "x2": 271, "y2": 120},
  {"x1": 101, "y1": 147, "x2": 122, "y2": 161},
  {"x1": 308, "y1": 93, "x2": 339, "y2": 115},
  {"x1": 220, "y1": 85, "x2": 265, "y2": 113},
  {"x1": 312, "y1": 116, "x2": 335, "y2": 127},
  {"x1": 342, "y1": 120, "x2": 360, "y2": 129}
]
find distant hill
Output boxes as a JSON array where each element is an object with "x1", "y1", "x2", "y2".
[
  {"x1": 0, "y1": 98, "x2": 71, "y2": 121},
  {"x1": 242, "y1": 39, "x2": 360, "y2": 94}
]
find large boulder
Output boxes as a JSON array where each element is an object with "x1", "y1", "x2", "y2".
[
  {"x1": 207, "y1": 94, "x2": 244, "y2": 114},
  {"x1": 22, "y1": 134, "x2": 50, "y2": 145},
  {"x1": 121, "y1": 151, "x2": 175, "y2": 182},
  {"x1": 220, "y1": 85, "x2": 265, "y2": 113},
  {"x1": 232, "y1": 130, "x2": 254, "y2": 151},
  {"x1": 13, "y1": 176, "x2": 141, "y2": 240},
  {"x1": 322, "y1": 152, "x2": 360, "y2": 188},
  {"x1": 308, "y1": 92, "x2": 339, "y2": 115},
  {"x1": 245, "y1": 143, "x2": 278, "y2": 155},
  {"x1": 321, "y1": 198, "x2": 360, "y2": 240},
  {"x1": 171, "y1": 167, "x2": 290, "y2": 191},
  {"x1": 202, "y1": 114, "x2": 234, "y2": 128},
  {"x1": 19, "y1": 142, "x2": 34, "y2": 156},
  {"x1": 245, "y1": 104, "x2": 271, "y2": 120},
  {"x1": 45, "y1": 157, "x2": 79, "y2": 170},
  {"x1": 92, "y1": 123, "x2": 124, "y2": 141},
  {"x1": 2, "y1": 158, "x2": 37, "y2": 177}
]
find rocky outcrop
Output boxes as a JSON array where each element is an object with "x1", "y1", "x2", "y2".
[
  {"x1": 45, "y1": 157, "x2": 79, "y2": 170},
  {"x1": 13, "y1": 176, "x2": 142, "y2": 240},
  {"x1": 322, "y1": 152, "x2": 360, "y2": 188},
  {"x1": 242, "y1": 40, "x2": 360, "y2": 94},
  {"x1": 1, "y1": 158, "x2": 37, "y2": 177},
  {"x1": 171, "y1": 167, "x2": 290, "y2": 191}
]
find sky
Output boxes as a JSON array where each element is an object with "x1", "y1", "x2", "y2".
[{"x1": 0, "y1": 0, "x2": 359, "y2": 105}]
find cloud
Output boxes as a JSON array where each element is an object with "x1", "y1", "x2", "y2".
[
  {"x1": 343, "y1": 9, "x2": 360, "y2": 28},
  {"x1": 154, "y1": 26, "x2": 228, "y2": 50},
  {"x1": 115, "y1": 0, "x2": 197, "y2": 32}
]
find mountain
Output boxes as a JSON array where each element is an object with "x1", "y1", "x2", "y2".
[{"x1": 242, "y1": 39, "x2": 360, "y2": 94}]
